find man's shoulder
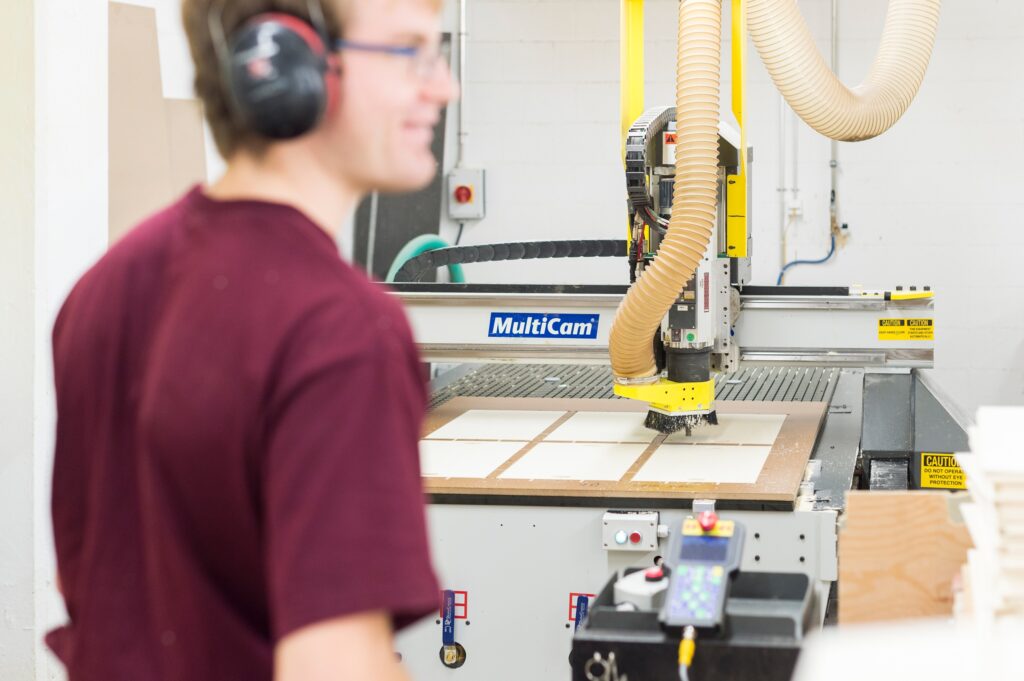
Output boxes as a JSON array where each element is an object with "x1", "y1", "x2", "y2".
[
  {"x1": 74, "y1": 195, "x2": 189, "y2": 294},
  {"x1": 53, "y1": 194, "x2": 191, "y2": 348}
]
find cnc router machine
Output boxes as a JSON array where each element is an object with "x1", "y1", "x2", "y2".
[
  {"x1": 387, "y1": 115, "x2": 968, "y2": 680},
  {"x1": 385, "y1": 0, "x2": 957, "y2": 674}
]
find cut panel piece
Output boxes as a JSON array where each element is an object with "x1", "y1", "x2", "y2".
[
  {"x1": 426, "y1": 409, "x2": 565, "y2": 441},
  {"x1": 664, "y1": 414, "x2": 784, "y2": 446},
  {"x1": 634, "y1": 444, "x2": 772, "y2": 484},
  {"x1": 546, "y1": 411, "x2": 658, "y2": 443},
  {"x1": 500, "y1": 442, "x2": 648, "y2": 481},
  {"x1": 420, "y1": 440, "x2": 526, "y2": 479}
]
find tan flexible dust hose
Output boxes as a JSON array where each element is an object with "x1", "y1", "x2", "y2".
[
  {"x1": 609, "y1": 0, "x2": 722, "y2": 380},
  {"x1": 748, "y1": 0, "x2": 941, "y2": 141},
  {"x1": 611, "y1": 0, "x2": 940, "y2": 380}
]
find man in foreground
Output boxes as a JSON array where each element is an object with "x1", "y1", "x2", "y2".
[{"x1": 48, "y1": 1, "x2": 457, "y2": 679}]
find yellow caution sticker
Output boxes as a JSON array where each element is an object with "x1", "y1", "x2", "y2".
[
  {"x1": 683, "y1": 518, "x2": 735, "y2": 537},
  {"x1": 878, "y1": 318, "x2": 934, "y2": 341},
  {"x1": 920, "y1": 453, "x2": 966, "y2": 490}
]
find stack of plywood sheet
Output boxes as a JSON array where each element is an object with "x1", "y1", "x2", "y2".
[{"x1": 957, "y1": 406, "x2": 1024, "y2": 623}]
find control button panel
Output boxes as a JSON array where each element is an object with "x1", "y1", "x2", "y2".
[
  {"x1": 660, "y1": 517, "x2": 745, "y2": 629},
  {"x1": 666, "y1": 564, "x2": 725, "y2": 622},
  {"x1": 602, "y1": 511, "x2": 659, "y2": 552}
]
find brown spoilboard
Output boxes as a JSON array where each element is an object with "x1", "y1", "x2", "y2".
[{"x1": 421, "y1": 397, "x2": 827, "y2": 506}]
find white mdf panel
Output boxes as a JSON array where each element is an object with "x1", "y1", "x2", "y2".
[
  {"x1": 664, "y1": 414, "x2": 785, "y2": 446},
  {"x1": 425, "y1": 409, "x2": 566, "y2": 441},
  {"x1": 545, "y1": 411, "x2": 658, "y2": 443},
  {"x1": 499, "y1": 442, "x2": 648, "y2": 481},
  {"x1": 420, "y1": 440, "x2": 525, "y2": 479},
  {"x1": 634, "y1": 444, "x2": 772, "y2": 484}
]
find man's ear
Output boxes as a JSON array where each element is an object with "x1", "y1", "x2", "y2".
[{"x1": 326, "y1": 54, "x2": 343, "y2": 114}]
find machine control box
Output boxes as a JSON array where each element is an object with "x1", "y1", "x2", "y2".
[
  {"x1": 447, "y1": 168, "x2": 486, "y2": 220},
  {"x1": 661, "y1": 516, "x2": 744, "y2": 630},
  {"x1": 602, "y1": 510, "x2": 659, "y2": 552}
]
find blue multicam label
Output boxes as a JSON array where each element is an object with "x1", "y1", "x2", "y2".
[{"x1": 487, "y1": 313, "x2": 599, "y2": 339}]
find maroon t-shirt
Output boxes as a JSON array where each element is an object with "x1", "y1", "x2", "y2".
[{"x1": 48, "y1": 187, "x2": 439, "y2": 681}]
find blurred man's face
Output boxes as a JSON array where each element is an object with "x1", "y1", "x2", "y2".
[{"x1": 318, "y1": 0, "x2": 457, "y2": 193}]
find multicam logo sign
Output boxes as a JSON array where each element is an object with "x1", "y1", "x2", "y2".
[{"x1": 487, "y1": 313, "x2": 599, "y2": 339}]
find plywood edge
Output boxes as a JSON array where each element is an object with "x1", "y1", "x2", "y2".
[
  {"x1": 839, "y1": 490, "x2": 973, "y2": 625},
  {"x1": 423, "y1": 479, "x2": 796, "y2": 503}
]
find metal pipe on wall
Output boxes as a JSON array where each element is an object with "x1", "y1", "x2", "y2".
[
  {"x1": 456, "y1": 0, "x2": 467, "y2": 167},
  {"x1": 778, "y1": 94, "x2": 787, "y2": 272},
  {"x1": 829, "y1": 0, "x2": 840, "y2": 232}
]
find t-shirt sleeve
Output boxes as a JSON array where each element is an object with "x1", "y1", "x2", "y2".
[{"x1": 262, "y1": 301, "x2": 438, "y2": 641}]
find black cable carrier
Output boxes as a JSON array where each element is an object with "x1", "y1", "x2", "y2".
[
  {"x1": 394, "y1": 108, "x2": 674, "y2": 283},
  {"x1": 393, "y1": 240, "x2": 628, "y2": 283},
  {"x1": 625, "y1": 105, "x2": 675, "y2": 217}
]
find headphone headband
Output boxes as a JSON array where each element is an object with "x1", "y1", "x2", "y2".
[{"x1": 208, "y1": 0, "x2": 331, "y2": 60}]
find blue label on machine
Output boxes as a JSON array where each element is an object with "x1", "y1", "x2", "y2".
[
  {"x1": 574, "y1": 594, "x2": 590, "y2": 631},
  {"x1": 487, "y1": 313, "x2": 599, "y2": 339},
  {"x1": 442, "y1": 590, "x2": 455, "y2": 645}
]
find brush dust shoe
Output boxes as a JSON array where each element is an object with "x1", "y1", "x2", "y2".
[{"x1": 644, "y1": 409, "x2": 718, "y2": 436}]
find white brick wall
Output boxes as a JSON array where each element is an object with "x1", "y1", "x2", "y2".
[
  {"x1": 443, "y1": 1, "x2": 625, "y2": 287},
  {"x1": 442, "y1": 0, "x2": 1024, "y2": 414}
]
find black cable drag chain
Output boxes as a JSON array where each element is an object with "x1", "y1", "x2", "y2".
[{"x1": 394, "y1": 240, "x2": 628, "y2": 282}]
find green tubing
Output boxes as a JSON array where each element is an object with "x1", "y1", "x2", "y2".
[{"x1": 385, "y1": 234, "x2": 467, "y2": 283}]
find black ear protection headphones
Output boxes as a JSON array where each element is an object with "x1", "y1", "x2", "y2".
[{"x1": 208, "y1": 0, "x2": 340, "y2": 140}]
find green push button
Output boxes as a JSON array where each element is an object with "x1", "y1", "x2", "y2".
[{"x1": 686, "y1": 332, "x2": 696, "y2": 341}]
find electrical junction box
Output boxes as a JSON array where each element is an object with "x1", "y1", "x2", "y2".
[
  {"x1": 447, "y1": 168, "x2": 486, "y2": 221},
  {"x1": 602, "y1": 510, "x2": 660, "y2": 552}
]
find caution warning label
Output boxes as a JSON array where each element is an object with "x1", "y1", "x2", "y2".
[
  {"x1": 920, "y1": 453, "x2": 967, "y2": 490},
  {"x1": 878, "y1": 318, "x2": 934, "y2": 341}
]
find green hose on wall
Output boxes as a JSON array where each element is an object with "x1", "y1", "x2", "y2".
[{"x1": 385, "y1": 235, "x2": 467, "y2": 284}]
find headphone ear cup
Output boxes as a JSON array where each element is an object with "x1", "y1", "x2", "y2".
[{"x1": 226, "y1": 17, "x2": 329, "y2": 139}]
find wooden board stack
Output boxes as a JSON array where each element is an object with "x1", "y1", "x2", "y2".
[
  {"x1": 838, "y1": 491, "x2": 971, "y2": 624},
  {"x1": 957, "y1": 407, "x2": 1024, "y2": 623}
]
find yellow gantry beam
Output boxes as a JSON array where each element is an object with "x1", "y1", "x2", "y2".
[
  {"x1": 620, "y1": 0, "x2": 645, "y2": 157},
  {"x1": 727, "y1": 0, "x2": 749, "y2": 258},
  {"x1": 621, "y1": 0, "x2": 644, "y2": 245}
]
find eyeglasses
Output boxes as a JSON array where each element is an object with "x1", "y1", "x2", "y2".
[{"x1": 333, "y1": 39, "x2": 446, "y2": 81}]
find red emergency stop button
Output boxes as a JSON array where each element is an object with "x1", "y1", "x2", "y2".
[
  {"x1": 453, "y1": 185, "x2": 473, "y2": 204},
  {"x1": 698, "y1": 511, "x2": 718, "y2": 532},
  {"x1": 629, "y1": 531, "x2": 642, "y2": 545},
  {"x1": 644, "y1": 566, "x2": 665, "y2": 582}
]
